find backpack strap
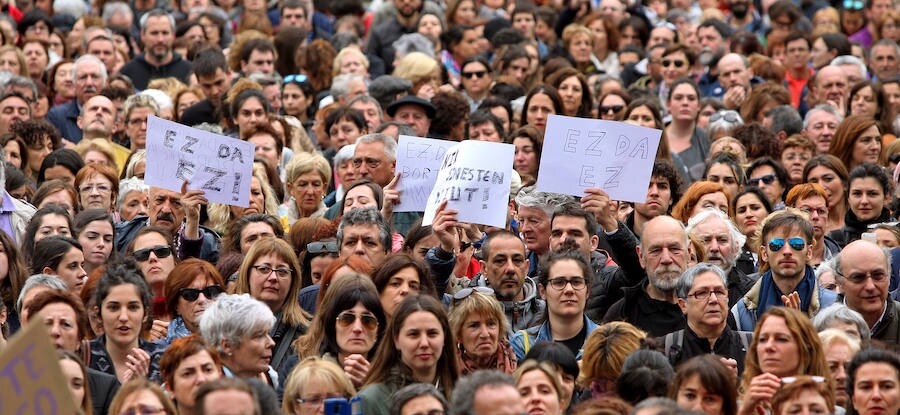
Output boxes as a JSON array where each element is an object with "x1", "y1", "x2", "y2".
[
  {"x1": 519, "y1": 329, "x2": 531, "y2": 354},
  {"x1": 664, "y1": 329, "x2": 685, "y2": 363}
]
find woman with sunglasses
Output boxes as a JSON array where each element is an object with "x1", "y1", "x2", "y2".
[
  {"x1": 127, "y1": 227, "x2": 177, "y2": 317},
  {"x1": 596, "y1": 90, "x2": 631, "y2": 121},
  {"x1": 828, "y1": 163, "x2": 893, "y2": 248},
  {"x1": 89, "y1": 262, "x2": 166, "y2": 383},
  {"x1": 737, "y1": 307, "x2": 833, "y2": 415},
  {"x1": 232, "y1": 238, "x2": 310, "y2": 374},
  {"x1": 299, "y1": 278, "x2": 386, "y2": 387},
  {"x1": 75, "y1": 209, "x2": 115, "y2": 277},
  {"x1": 449, "y1": 287, "x2": 516, "y2": 375},
  {"x1": 358, "y1": 294, "x2": 458, "y2": 415},
  {"x1": 162, "y1": 259, "x2": 226, "y2": 346},
  {"x1": 371, "y1": 254, "x2": 438, "y2": 318},
  {"x1": 512, "y1": 251, "x2": 599, "y2": 362}
]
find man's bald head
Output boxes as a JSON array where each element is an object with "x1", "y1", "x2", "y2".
[{"x1": 717, "y1": 53, "x2": 751, "y2": 90}]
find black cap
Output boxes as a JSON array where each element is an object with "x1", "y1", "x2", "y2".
[{"x1": 386, "y1": 95, "x2": 436, "y2": 119}]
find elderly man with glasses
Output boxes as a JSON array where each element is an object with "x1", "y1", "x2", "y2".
[{"x1": 834, "y1": 239, "x2": 900, "y2": 345}]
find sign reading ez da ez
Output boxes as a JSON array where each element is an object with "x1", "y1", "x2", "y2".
[{"x1": 145, "y1": 115, "x2": 255, "y2": 207}]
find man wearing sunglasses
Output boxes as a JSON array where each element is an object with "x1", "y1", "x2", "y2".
[
  {"x1": 731, "y1": 209, "x2": 838, "y2": 331},
  {"x1": 835, "y1": 240, "x2": 900, "y2": 345}
]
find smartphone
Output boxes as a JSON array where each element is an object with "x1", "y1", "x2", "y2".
[{"x1": 324, "y1": 398, "x2": 351, "y2": 415}]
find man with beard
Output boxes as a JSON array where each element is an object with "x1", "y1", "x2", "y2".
[
  {"x1": 726, "y1": 0, "x2": 764, "y2": 36},
  {"x1": 115, "y1": 184, "x2": 219, "y2": 263},
  {"x1": 47, "y1": 54, "x2": 107, "y2": 143},
  {"x1": 685, "y1": 209, "x2": 755, "y2": 308},
  {"x1": 468, "y1": 230, "x2": 545, "y2": 333},
  {"x1": 695, "y1": 19, "x2": 732, "y2": 98},
  {"x1": 119, "y1": 9, "x2": 193, "y2": 90},
  {"x1": 366, "y1": 0, "x2": 423, "y2": 69},
  {"x1": 602, "y1": 216, "x2": 689, "y2": 337},
  {"x1": 731, "y1": 209, "x2": 837, "y2": 331}
]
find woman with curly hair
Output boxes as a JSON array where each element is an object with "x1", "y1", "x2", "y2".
[{"x1": 297, "y1": 39, "x2": 337, "y2": 95}]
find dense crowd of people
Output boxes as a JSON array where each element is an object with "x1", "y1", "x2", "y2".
[{"x1": 3, "y1": 0, "x2": 900, "y2": 413}]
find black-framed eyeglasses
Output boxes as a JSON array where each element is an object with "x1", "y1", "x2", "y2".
[
  {"x1": 178, "y1": 285, "x2": 224, "y2": 302},
  {"x1": 687, "y1": 288, "x2": 727, "y2": 301},
  {"x1": 600, "y1": 105, "x2": 624, "y2": 114},
  {"x1": 283, "y1": 74, "x2": 308, "y2": 84},
  {"x1": 746, "y1": 174, "x2": 776, "y2": 186},
  {"x1": 133, "y1": 245, "x2": 173, "y2": 262},
  {"x1": 547, "y1": 276, "x2": 587, "y2": 291},
  {"x1": 708, "y1": 111, "x2": 741, "y2": 124},
  {"x1": 252, "y1": 264, "x2": 293, "y2": 279},
  {"x1": 453, "y1": 286, "x2": 494, "y2": 300},
  {"x1": 889, "y1": 153, "x2": 900, "y2": 164},
  {"x1": 307, "y1": 239, "x2": 339, "y2": 254},
  {"x1": 336, "y1": 311, "x2": 379, "y2": 330},
  {"x1": 767, "y1": 237, "x2": 806, "y2": 252}
]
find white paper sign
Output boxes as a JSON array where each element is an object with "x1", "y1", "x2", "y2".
[
  {"x1": 536, "y1": 115, "x2": 662, "y2": 203},
  {"x1": 393, "y1": 135, "x2": 457, "y2": 212},
  {"x1": 144, "y1": 115, "x2": 255, "y2": 207},
  {"x1": 422, "y1": 140, "x2": 514, "y2": 228}
]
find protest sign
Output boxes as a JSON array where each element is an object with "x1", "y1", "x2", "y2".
[
  {"x1": 422, "y1": 140, "x2": 514, "y2": 228},
  {"x1": 536, "y1": 115, "x2": 661, "y2": 203},
  {"x1": 393, "y1": 135, "x2": 457, "y2": 212},
  {"x1": 0, "y1": 321, "x2": 76, "y2": 415},
  {"x1": 145, "y1": 115, "x2": 255, "y2": 207}
]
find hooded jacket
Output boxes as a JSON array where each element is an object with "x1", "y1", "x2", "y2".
[{"x1": 469, "y1": 273, "x2": 545, "y2": 334}]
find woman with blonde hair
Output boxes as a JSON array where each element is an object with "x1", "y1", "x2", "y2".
[
  {"x1": 74, "y1": 139, "x2": 119, "y2": 173},
  {"x1": 280, "y1": 152, "x2": 331, "y2": 225},
  {"x1": 579, "y1": 321, "x2": 646, "y2": 398},
  {"x1": 514, "y1": 360, "x2": 565, "y2": 415},
  {"x1": 282, "y1": 357, "x2": 357, "y2": 415},
  {"x1": 818, "y1": 328, "x2": 861, "y2": 408},
  {"x1": 0, "y1": 45, "x2": 28, "y2": 77},
  {"x1": 449, "y1": 289, "x2": 516, "y2": 375},
  {"x1": 333, "y1": 47, "x2": 370, "y2": 78},
  {"x1": 738, "y1": 307, "x2": 833, "y2": 415},
  {"x1": 393, "y1": 52, "x2": 442, "y2": 99},
  {"x1": 231, "y1": 238, "x2": 311, "y2": 373}
]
